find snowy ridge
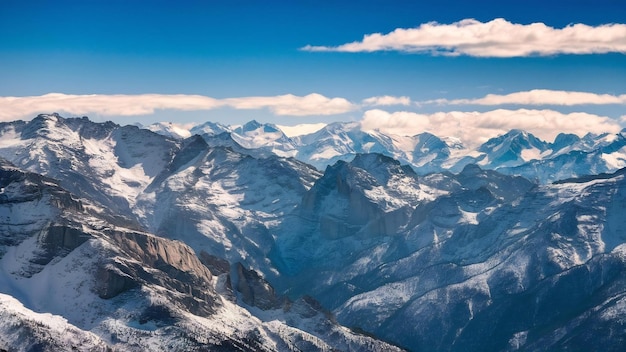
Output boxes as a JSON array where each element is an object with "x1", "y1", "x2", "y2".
[{"x1": 136, "y1": 137, "x2": 321, "y2": 277}]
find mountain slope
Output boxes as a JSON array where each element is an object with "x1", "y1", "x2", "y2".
[{"x1": 4, "y1": 114, "x2": 626, "y2": 351}]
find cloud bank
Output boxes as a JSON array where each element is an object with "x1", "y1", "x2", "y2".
[
  {"x1": 0, "y1": 93, "x2": 356, "y2": 121},
  {"x1": 425, "y1": 89, "x2": 626, "y2": 106},
  {"x1": 361, "y1": 108, "x2": 623, "y2": 148},
  {"x1": 302, "y1": 18, "x2": 626, "y2": 57}
]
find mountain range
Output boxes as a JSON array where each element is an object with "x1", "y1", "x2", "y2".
[
  {"x1": 1, "y1": 113, "x2": 626, "y2": 351},
  {"x1": 146, "y1": 118, "x2": 626, "y2": 184}
]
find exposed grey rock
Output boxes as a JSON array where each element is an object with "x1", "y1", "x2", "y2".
[
  {"x1": 235, "y1": 262, "x2": 284, "y2": 310},
  {"x1": 198, "y1": 250, "x2": 230, "y2": 275},
  {"x1": 100, "y1": 230, "x2": 218, "y2": 316}
]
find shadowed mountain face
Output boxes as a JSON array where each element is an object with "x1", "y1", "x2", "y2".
[
  {"x1": 2, "y1": 115, "x2": 626, "y2": 351},
  {"x1": 273, "y1": 155, "x2": 626, "y2": 351}
]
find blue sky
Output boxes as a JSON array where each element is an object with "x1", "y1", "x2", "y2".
[{"x1": 1, "y1": 0, "x2": 625, "y2": 143}]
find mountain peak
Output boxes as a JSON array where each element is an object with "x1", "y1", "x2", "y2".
[
  {"x1": 237, "y1": 120, "x2": 263, "y2": 133},
  {"x1": 344, "y1": 152, "x2": 417, "y2": 187},
  {"x1": 146, "y1": 122, "x2": 192, "y2": 139},
  {"x1": 553, "y1": 132, "x2": 581, "y2": 149},
  {"x1": 188, "y1": 121, "x2": 230, "y2": 136},
  {"x1": 233, "y1": 120, "x2": 284, "y2": 135}
]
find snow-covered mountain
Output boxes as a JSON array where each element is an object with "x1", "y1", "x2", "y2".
[
  {"x1": 0, "y1": 154, "x2": 400, "y2": 351},
  {"x1": 0, "y1": 113, "x2": 178, "y2": 217},
  {"x1": 189, "y1": 120, "x2": 231, "y2": 136},
  {"x1": 0, "y1": 115, "x2": 403, "y2": 351},
  {"x1": 3, "y1": 113, "x2": 626, "y2": 351},
  {"x1": 144, "y1": 121, "x2": 193, "y2": 139},
  {"x1": 273, "y1": 155, "x2": 626, "y2": 351},
  {"x1": 499, "y1": 131, "x2": 626, "y2": 183},
  {"x1": 190, "y1": 120, "x2": 299, "y2": 159}
]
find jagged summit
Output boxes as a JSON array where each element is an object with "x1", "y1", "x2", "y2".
[
  {"x1": 553, "y1": 132, "x2": 581, "y2": 149},
  {"x1": 146, "y1": 121, "x2": 192, "y2": 139},
  {"x1": 234, "y1": 119, "x2": 263, "y2": 133}
]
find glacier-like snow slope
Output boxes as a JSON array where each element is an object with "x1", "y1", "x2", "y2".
[
  {"x1": 144, "y1": 121, "x2": 192, "y2": 139},
  {"x1": 499, "y1": 131, "x2": 626, "y2": 184},
  {"x1": 191, "y1": 120, "x2": 299, "y2": 159},
  {"x1": 0, "y1": 159, "x2": 401, "y2": 352},
  {"x1": 273, "y1": 153, "x2": 626, "y2": 351}
]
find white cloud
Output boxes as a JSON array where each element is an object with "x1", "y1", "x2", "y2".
[
  {"x1": 277, "y1": 123, "x2": 327, "y2": 137},
  {"x1": 361, "y1": 108, "x2": 623, "y2": 148},
  {"x1": 222, "y1": 93, "x2": 355, "y2": 116},
  {"x1": 362, "y1": 95, "x2": 411, "y2": 106},
  {"x1": 426, "y1": 89, "x2": 626, "y2": 106},
  {"x1": 0, "y1": 93, "x2": 222, "y2": 121},
  {"x1": 302, "y1": 18, "x2": 626, "y2": 57},
  {"x1": 0, "y1": 93, "x2": 356, "y2": 121}
]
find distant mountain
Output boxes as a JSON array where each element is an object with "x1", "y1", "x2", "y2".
[
  {"x1": 499, "y1": 130, "x2": 626, "y2": 183},
  {"x1": 147, "y1": 118, "x2": 626, "y2": 184},
  {"x1": 476, "y1": 129, "x2": 550, "y2": 168},
  {"x1": 189, "y1": 120, "x2": 231, "y2": 136}
]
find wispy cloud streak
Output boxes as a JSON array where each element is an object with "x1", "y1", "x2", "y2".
[{"x1": 302, "y1": 18, "x2": 626, "y2": 57}]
